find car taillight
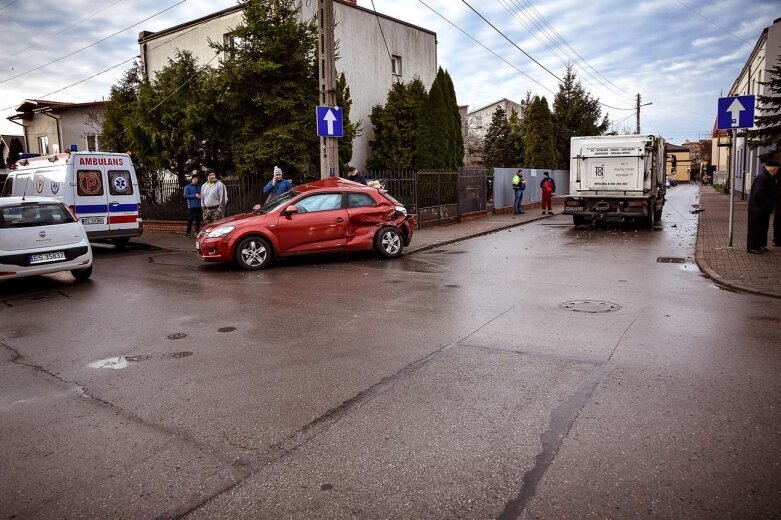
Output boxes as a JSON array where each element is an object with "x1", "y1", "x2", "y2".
[{"x1": 137, "y1": 203, "x2": 142, "y2": 218}]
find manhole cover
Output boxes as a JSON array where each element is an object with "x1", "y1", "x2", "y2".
[
  {"x1": 218, "y1": 327, "x2": 236, "y2": 333},
  {"x1": 167, "y1": 332, "x2": 187, "y2": 340},
  {"x1": 657, "y1": 257, "x2": 686, "y2": 263},
  {"x1": 560, "y1": 300, "x2": 621, "y2": 313}
]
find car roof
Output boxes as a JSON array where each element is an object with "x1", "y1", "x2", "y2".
[
  {"x1": 0, "y1": 196, "x2": 63, "y2": 206},
  {"x1": 293, "y1": 176, "x2": 382, "y2": 194}
]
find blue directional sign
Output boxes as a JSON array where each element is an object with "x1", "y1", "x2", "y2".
[
  {"x1": 717, "y1": 95, "x2": 755, "y2": 130},
  {"x1": 316, "y1": 106, "x2": 344, "y2": 137}
]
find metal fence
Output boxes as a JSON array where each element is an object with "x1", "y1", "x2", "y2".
[
  {"x1": 140, "y1": 177, "x2": 266, "y2": 220},
  {"x1": 140, "y1": 168, "x2": 489, "y2": 228},
  {"x1": 371, "y1": 168, "x2": 487, "y2": 228},
  {"x1": 493, "y1": 168, "x2": 570, "y2": 210}
]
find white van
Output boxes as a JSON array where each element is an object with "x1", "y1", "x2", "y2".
[{"x1": 2, "y1": 151, "x2": 142, "y2": 246}]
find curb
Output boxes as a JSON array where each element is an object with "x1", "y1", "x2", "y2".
[
  {"x1": 694, "y1": 211, "x2": 781, "y2": 300},
  {"x1": 405, "y1": 213, "x2": 555, "y2": 255}
]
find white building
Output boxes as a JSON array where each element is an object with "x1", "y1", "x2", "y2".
[
  {"x1": 137, "y1": 0, "x2": 438, "y2": 169},
  {"x1": 465, "y1": 98, "x2": 524, "y2": 166},
  {"x1": 7, "y1": 99, "x2": 106, "y2": 156},
  {"x1": 725, "y1": 16, "x2": 781, "y2": 196}
]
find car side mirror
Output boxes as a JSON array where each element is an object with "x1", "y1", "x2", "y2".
[{"x1": 284, "y1": 205, "x2": 298, "y2": 216}]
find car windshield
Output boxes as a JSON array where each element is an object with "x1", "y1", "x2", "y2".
[
  {"x1": 255, "y1": 190, "x2": 299, "y2": 214},
  {"x1": 0, "y1": 203, "x2": 76, "y2": 228}
]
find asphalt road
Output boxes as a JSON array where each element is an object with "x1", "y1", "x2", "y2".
[{"x1": 1, "y1": 184, "x2": 779, "y2": 519}]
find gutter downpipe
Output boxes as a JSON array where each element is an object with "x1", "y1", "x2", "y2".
[{"x1": 41, "y1": 110, "x2": 63, "y2": 154}]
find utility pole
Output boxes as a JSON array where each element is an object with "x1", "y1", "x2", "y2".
[
  {"x1": 635, "y1": 93, "x2": 653, "y2": 134},
  {"x1": 636, "y1": 93, "x2": 641, "y2": 134},
  {"x1": 318, "y1": 0, "x2": 338, "y2": 178}
]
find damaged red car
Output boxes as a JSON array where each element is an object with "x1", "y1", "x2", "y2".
[{"x1": 196, "y1": 177, "x2": 416, "y2": 270}]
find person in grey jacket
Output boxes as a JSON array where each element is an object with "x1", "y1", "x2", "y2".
[{"x1": 200, "y1": 168, "x2": 228, "y2": 225}]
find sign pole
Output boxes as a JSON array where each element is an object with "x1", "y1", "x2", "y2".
[
  {"x1": 728, "y1": 129, "x2": 736, "y2": 247},
  {"x1": 318, "y1": 0, "x2": 339, "y2": 179}
]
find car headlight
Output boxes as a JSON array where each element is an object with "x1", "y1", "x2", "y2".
[
  {"x1": 206, "y1": 226, "x2": 235, "y2": 238},
  {"x1": 395, "y1": 205, "x2": 407, "y2": 216}
]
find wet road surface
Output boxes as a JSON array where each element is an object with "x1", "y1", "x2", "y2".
[{"x1": 1, "y1": 184, "x2": 779, "y2": 519}]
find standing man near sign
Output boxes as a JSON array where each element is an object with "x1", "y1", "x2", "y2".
[
  {"x1": 201, "y1": 168, "x2": 228, "y2": 225},
  {"x1": 747, "y1": 160, "x2": 777, "y2": 254}
]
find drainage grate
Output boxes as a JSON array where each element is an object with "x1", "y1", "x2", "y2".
[
  {"x1": 657, "y1": 257, "x2": 686, "y2": 263},
  {"x1": 560, "y1": 300, "x2": 621, "y2": 313}
]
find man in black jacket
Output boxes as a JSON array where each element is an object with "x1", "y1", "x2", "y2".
[{"x1": 747, "y1": 159, "x2": 778, "y2": 254}]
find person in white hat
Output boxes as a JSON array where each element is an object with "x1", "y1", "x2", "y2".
[{"x1": 260, "y1": 166, "x2": 293, "y2": 204}]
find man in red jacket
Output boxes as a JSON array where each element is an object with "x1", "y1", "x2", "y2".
[{"x1": 539, "y1": 172, "x2": 556, "y2": 215}]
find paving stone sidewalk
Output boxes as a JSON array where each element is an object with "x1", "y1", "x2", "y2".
[{"x1": 696, "y1": 186, "x2": 781, "y2": 298}]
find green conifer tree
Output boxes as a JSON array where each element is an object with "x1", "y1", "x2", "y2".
[
  {"x1": 523, "y1": 96, "x2": 558, "y2": 168},
  {"x1": 747, "y1": 56, "x2": 781, "y2": 158},
  {"x1": 483, "y1": 107, "x2": 512, "y2": 168}
]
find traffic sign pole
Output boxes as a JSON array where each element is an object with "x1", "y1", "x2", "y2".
[
  {"x1": 728, "y1": 129, "x2": 736, "y2": 247},
  {"x1": 318, "y1": 0, "x2": 339, "y2": 179}
]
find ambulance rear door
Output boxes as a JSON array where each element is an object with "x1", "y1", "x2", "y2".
[
  {"x1": 73, "y1": 163, "x2": 111, "y2": 237},
  {"x1": 106, "y1": 167, "x2": 139, "y2": 233}
]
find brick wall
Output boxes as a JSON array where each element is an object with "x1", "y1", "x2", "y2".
[{"x1": 143, "y1": 220, "x2": 187, "y2": 233}]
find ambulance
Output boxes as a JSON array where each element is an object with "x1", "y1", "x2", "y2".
[{"x1": 2, "y1": 151, "x2": 142, "y2": 245}]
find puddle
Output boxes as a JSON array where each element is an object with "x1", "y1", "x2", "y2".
[
  {"x1": 88, "y1": 357, "x2": 129, "y2": 370},
  {"x1": 162, "y1": 351, "x2": 193, "y2": 359}
]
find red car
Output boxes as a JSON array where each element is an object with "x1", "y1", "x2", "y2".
[{"x1": 196, "y1": 177, "x2": 416, "y2": 270}]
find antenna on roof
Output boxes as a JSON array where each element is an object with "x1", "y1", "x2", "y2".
[{"x1": 22, "y1": 176, "x2": 30, "y2": 201}]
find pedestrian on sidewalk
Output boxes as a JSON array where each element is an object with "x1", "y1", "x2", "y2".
[
  {"x1": 540, "y1": 172, "x2": 555, "y2": 214},
  {"x1": 263, "y1": 166, "x2": 293, "y2": 202},
  {"x1": 747, "y1": 159, "x2": 777, "y2": 254},
  {"x1": 512, "y1": 169, "x2": 526, "y2": 214},
  {"x1": 347, "y1": 166, "x2": 368, "y2": 185},
  {"x1": 774, "y1": 162, "x2": 781, "y2": 247},
  {"x1": 183, "y1": 174, "x2": 202, "y2": 237},
  {"x1": 201, "y1": 168, "x2": 228, "y2": 225}
]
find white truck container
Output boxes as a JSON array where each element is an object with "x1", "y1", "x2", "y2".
[
  {"x1": 2, "y1": 151, "x2": 142, "y2": 245},
  {"x1": 564, "y1": 134, "x2": 667, "y2": 226}
]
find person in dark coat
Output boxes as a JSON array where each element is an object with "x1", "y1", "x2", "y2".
[
  {"x1": 347, "y1": 167, "x2": 367, "y2": 185},
  {"x1": 747, "y1": 159, "x2": 778, "y2": 254},
  {"x1": 773, "y1": 162, "x2": 781, "y2": 247}
]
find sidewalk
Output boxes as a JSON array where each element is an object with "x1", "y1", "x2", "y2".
[
  {"x1": 134, "y1": 201, "x2": 564, "y2": 254},
  {"x1": 696, "y1": 186, "x2": 781, "y2": 298}
]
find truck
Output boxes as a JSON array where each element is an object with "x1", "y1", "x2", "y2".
[{"x1": 563, "y1": 134, "x2": 667, "y2": 227}]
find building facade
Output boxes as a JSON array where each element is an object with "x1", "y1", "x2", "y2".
[
  {"x1": 137, "y1": 0, "x2": 438, "y2": 169},
  {"x1": 665, "y1": 143, "x2": 692, "y2": 183},
  {"x1": 726, "y1": 16, "x2": 781, "y2": 196},
  {"x1": 7, "y1": 100, "x2": 106, "y2": 156},
  {"x1": 465, "y1": 98, "x2": 524, "y2": 166}
]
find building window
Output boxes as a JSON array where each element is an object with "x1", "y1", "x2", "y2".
[
  {"x1": 391, "y1": 55, "x2": 402, "y2": 77},
  {"x1": 86, "y1": 134, "x2": 99, "y2": 152},
  {"x1": 38, "y1": 136, "x2": 49, "y2": 155},
  {"x1": 223, "y1": 33, "x2": 243, "y2": 56}
]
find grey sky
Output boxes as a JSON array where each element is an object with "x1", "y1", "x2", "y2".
[{"x1": 0, "y1": 0, "x2": 777, "y2": 144}]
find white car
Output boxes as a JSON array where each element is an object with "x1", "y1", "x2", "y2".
[{"x1": 0, "y1": 196, "x2": 93, "y2": 281}]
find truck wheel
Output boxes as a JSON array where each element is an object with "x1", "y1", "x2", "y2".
[
  {"x1": 112, "y1": 237, "x2": 130, "y2": 249},
  {"x1": 573, "y1": 216, "x2": 587, "y2": 226}
]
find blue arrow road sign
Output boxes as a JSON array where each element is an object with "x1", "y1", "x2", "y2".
[
  {"x1": 316, "y1": 106, "x2": 343, "y2": 137},
  {"x1": 717, "y1": 95, "x2": 755, "y2": 130}
]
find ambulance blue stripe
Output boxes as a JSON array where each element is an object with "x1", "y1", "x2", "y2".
[
  {"x1": 76, "y1": 204, "x2": 108, "y2": 213},
  {"x1": 75, "y1": 204, "x2": 138, "y2": 213}
]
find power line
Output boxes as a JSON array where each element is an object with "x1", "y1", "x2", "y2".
[
  {"x1": 461, "y1": 0, "x2": 562, "y2": 83},
  {"x1": 674, "y1": 0, "x2": 753, "y2": 48},
  {"x1": 0, "y1": 0, "x2": 20, "y2": 12},
  {"x1": 416, "y1": 0, "x2": 555, "y2": 95},
  {"x1": 497, "y1": 0, "x2": 635, "y2": 106},
  {"x1": 0, "y1": 0, "x2": 187, "y2": 85},
  {"x1": 459, "y1": 0, "x2": 634, "y2": 111},
  {"x1": 518, "y1": 0, "x2": 634, "y2": 99},
  {"x1": 0, "y1": 0, "x2": 124, "y2": 65},
  {"x1": 1, "y1": 17, "x2": 215, "y2": 112},
  {"x1": 370, "y1": 0, "x2": 393, "y2": 63}
]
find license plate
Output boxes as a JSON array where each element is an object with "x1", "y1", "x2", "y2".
[
  {"x1": 29, "y1": 252, "x2": 66, "y2": 264},
  {"x1": 82, "y1": 217, "x2": 105, "y2": 225}
]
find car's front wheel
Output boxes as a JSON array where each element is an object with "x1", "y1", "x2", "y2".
[
  {"x1": 374, "y1": 227, "x2": 404, "y2": 258},
  {"x1": 235, "y1": 236, "x2": 272, "y2": 270},
  {"x1": 71, "y1": 266, "x2": 92, "y2": 281}
]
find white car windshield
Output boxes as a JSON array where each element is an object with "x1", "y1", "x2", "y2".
[{"x1": 0, "y1": 203, "x2": 75, "y2": 228}]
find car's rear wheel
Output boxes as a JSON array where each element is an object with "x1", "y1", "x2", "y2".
[
  {"x1": 71, "y1": 266, "x2": 92, "y2": 281},
  {"x1": 375, "y1": 227, "x2": 403, "y2": 258},
  {"x1": 235, "y1": 236, "x2": 272, "y2": 270}
]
